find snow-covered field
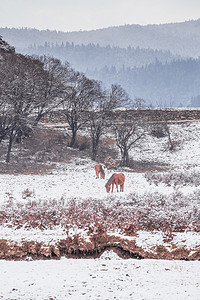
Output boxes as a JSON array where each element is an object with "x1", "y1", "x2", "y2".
[
  {"x1": 1, "y1": 121, "x2": 199, "y2": 202},
  {"x1": 0, "y1": 157, "x2": 199, "y2": 254},
  {"x1": 0, "y1": 120, "x2": 200, "y2": 299},
  {"x1": 1, "y1": 121, "x2": 200, "y2": 240},
  {"x1": 1, "y1": 251, "x2": 200, "y2": 300}
]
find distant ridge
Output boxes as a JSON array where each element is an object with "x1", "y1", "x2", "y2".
[{"x1": 1, "y1": 19, "x2": 200, "y2": 57}]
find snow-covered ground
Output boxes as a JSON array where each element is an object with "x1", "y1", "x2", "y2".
[
  {"x1": 0, "y1": 156, "x2": 199, "y2": 252},
  {"x1": 0, "y1": 121, "x2": 200, "y2": 203},
  {"x1": 1, "y1": 251, "x2": 200, "y2": 300},
  {"x1": 0, "y1": 122, "x2": 199, "y2": 240},
  {"x1": 0, "y1": 120, "x2": 200, "y2": 299},
  {"x1": 0, "y1": 163, "x2": 175, "y2": 203}
]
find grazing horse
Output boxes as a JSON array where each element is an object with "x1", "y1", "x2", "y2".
[
  {"x1": 105, "y1": 173, "x2": 125, "y2": 193},
  {"x1": 94, "y1": 164, "x2": 105, "y2": 179}
]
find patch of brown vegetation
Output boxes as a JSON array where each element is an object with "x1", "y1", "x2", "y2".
[
  {"x1": 0, "y1": 127, "x2": 91, "y2": 174},
  {"x1": 1, "y1": 233, "x2": 200, "y2": 261},
  {"x1": 0, "y1": 161, "x2": 54, "y2": 175},
  {"x1": 104, "y1": 156, "x2": 117, "y2": 170}
]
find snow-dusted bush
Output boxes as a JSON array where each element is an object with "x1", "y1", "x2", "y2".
[
  {"x1": 150, "y1": 124, "x2": 166, "y2": 138},
  {"x1": 1, "y1": 189, "x2": 200, "y2": 233},
  {"x1": 145, "y1": 170, "x2": 200, "y2": 187}
]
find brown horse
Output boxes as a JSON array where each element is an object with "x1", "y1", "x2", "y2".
[
  {"x1": 94, "y1": 164, "x2": 105, "y2": 179},
  {"x1": 105, "y1": 173, "x2": 125, "y2": 193}
]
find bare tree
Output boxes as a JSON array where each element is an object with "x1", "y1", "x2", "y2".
[
  {"x1": 62, "y1": 71, "x2": 100, "y2": 148},
  {"x1": 0, "y1": 95, "x2": 12, "y2": 142},
  {"x1": 134, "y1": 98, "x2": 146, "y2": 109},
  {"x1": 161, "y1": 113, "x2": 174, "y2": 150},
  {"x1": 109, "y1": 84, "x2": 131, "y2": 108},
  {"x1": 114, "y1": 114, "x2": 145, "y2": 167},
  {"x1": 0, "y1": 54, "x2": 70, "y2": 162},
  {"x1": 32, "y1": 56, "x2": 70, "y2": 126},
  {"x1": 0, "y1": 53, "x2": 36, "y2": 162},
  {"x1": 89, "y1": 84, "x2": 131, "y2": 161},
  {"x1": 150, "y1": 109, "x2": 174, "y2": 150},
  {"x1": 89, "y1": 91, "x2": 110, "y2": 161}
]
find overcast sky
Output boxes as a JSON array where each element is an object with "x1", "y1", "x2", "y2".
[{"x1": 1, "y1": 0, "x2": 200, "y2": 32}]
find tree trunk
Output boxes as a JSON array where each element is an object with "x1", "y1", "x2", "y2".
[
  {"x1": 92, "y1": 141, "x2": 98, "y2": 161},
  {"x1": 165, "y1": 124, "x2": 173, "y2": 150},
  {"x1": 6, "y1": 130, "x2": 14, "y2": 163},
  {"x1": 69, "y1": 119, "x2": 78, "y2": 148},
  {"x1": 33, "y1": 113, "x2": 44, "y2": 127},
  {"x1": 91, "y1": 134, "x2": 100, "y2": 161},
  {"x1": 125, "y1": 151, "x2": 129, "y2": 166},
  {"x1": 121, "y1": 147, "x2": 129, "y2": 167},
  {"x1": 69, "y1": 131, "x2": 76, "y2": 147}
]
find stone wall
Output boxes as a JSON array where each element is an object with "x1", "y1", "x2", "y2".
[{"x1": 42, "y1": 109, "x2": 200, "y2": 125}]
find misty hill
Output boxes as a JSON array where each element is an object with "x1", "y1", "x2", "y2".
[
  {"x1": 87, "y1": 58, "x2": 200, "y2": 107},
  {"x1": 21, "y1": 41, "x2": 200, "y2": 107},
  {"x1": 22, "y1": 42, "x2": 180, "y2": 72},
  {"x1": 1, "y1": 19, "x2": 200, "y2": 57},
  {"x1": 21, "y1": 42, "x2": 198, "y2": 107}
]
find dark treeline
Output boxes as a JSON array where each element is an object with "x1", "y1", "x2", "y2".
[
  {"x1": 18, "y1": 42, "x2": 200, "y2": 107},
  {"x1": 23, "y1": 42, "x2": 179, "y2": 71},
  {"x1": 87, "y1": 58, "x2": 200, "y2": 107},
  {"x1": 16, "y1": 43, "x2": 200, "y2": 107}
]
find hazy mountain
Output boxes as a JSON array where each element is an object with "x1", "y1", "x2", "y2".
[
  {"x1": 1, "y1": 19, "x2": 200, "y2": 57},
  {"x1": 87, "y1": 58, "x2": 200, "y2": 107},
  {"x1": 22, "y1": 42, "x2": 180, "y2": 73},
  {"x1": 1, "y1": 20, "x2": 200, "y2": 107}
]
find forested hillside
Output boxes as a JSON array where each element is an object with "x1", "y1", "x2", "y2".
[
  {"x1": 87, "y1": 58, "x2": 200, "y2": 107},
  {"x1": 23, "y1": 43, "x2": 180, "y2": 71},
  {"x1": 22, "y1": 42, "x2": 200, "y2": 106},
  {"x1": 1, "y1": 19, "x2": 200, "y2": 57}
]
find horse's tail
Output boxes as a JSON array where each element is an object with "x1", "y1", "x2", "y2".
[{"x1": 100, "y1": 165, "x2": 105, "y2": 176}]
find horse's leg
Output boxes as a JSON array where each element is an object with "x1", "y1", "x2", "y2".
[
  {"x1": 112, "y1": 183, "x2": 114, "y2": 192},
  {"x1": 116, "y1": 182, "x2": 119, "y2": 192}
]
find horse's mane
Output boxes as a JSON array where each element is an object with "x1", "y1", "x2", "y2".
[
  {"x1": 106, "y1": 174, "x2": 114, "y2": 186},
  {"x1": 100, "y1": 165, "x2": 105, "y2": 176}
]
